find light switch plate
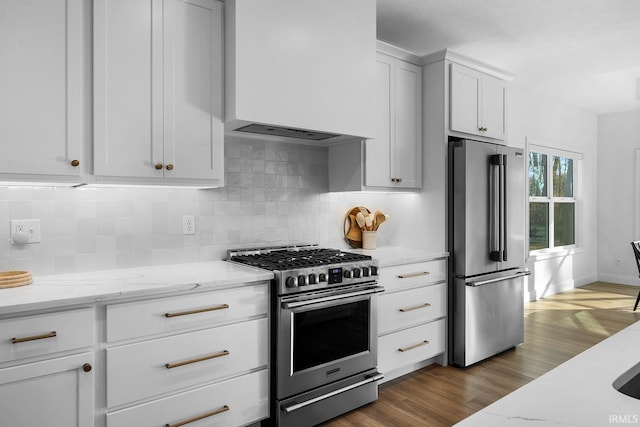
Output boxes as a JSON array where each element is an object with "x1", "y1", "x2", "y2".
[{"x1": 11, "y1": 219, "x2": 41, "y2": 244}]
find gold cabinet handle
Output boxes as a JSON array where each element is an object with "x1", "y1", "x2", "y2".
[
  {"x1": 82, "y1": 363, "x2": 92, "y2": 373},
  {"x1": 165, "y1": 163, "x2": 174, "y2": 171},
  {"x1": 155, "y1": 163, "x2": 163, "y2": 170},
  {"x1": 391, "y1": 178, "x2": 397, "y2": 182},
  {"x1": 165, "y1": 304, "x2": 230, "y2": 318},
  {"x1": 398, "y1": 340, "x2": 430, "y2": 352},
  {"x1": 479, "y1": 127, "x2": 488, "y2": 132},
  {"x1": 399, "y1": 303, "x2": 431, "y2": 313},
  {"x1": 397, "y1": 177, "x2": 403, "y2": 183},
  {"x1": 165, "y1": 350, "x2": 230, "y2": 369},
  {"x1": 70, "y1": 159, "x2": 80, "y2": 167},
  {"x1": 11, "y1": 331, "x2": 57, "y2": 344},
  {"x1": 165, "y1": 405, "x2": 230, "y2": 427},
  {"x1": 397, "y1": 271, "x2": 430, "y2": 279}
]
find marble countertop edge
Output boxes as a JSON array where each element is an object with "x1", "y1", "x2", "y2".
[{"x1": 0, "y1": 261, "x2": 274, "y2": 316}]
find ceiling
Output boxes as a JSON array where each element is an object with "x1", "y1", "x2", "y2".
[{"x1": 376, "y1": 0, "x2": 640, "y2": 115}]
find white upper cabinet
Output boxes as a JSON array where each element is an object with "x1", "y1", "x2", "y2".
[
  {"x1": 450, "y1": 63, "x2": 507, "y2": 141},
  {"x1": 329, "y1": 45, "x2": 422, "y2": 192},
  {"x1": 0, "y1": 0, "x2": 89, "y2": 182},
  {"x1": 225, "y1": 0, "x2": 376, "y2": 143},
  {"x1": 94, "y1": 0, "x2": 224, "y2": 186},
  {"x1": 366, "y1": 52, "x2": 422, "y2": 189}
]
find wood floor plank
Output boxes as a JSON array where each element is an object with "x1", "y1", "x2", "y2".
[{"x1": 319, "y1": 282, "x2": 640, "y2": 427}]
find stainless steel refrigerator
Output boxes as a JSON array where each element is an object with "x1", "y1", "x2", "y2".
[{"x1": 448, "y1": 138, "x2": 530, "y2": 367}]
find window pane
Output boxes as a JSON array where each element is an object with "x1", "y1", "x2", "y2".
[
  {"x1": 529, "y1": 202, "x2": 549, "y2": 250},
  {"x1": 528, "y1": 152, "x2": 547, "y2": 196},
  {"x1": 554, "y1": 203, "x2": 575, "y2": 247},
  {"x1": 553, "y1": 156, "x2": 573, "y2": 197}
]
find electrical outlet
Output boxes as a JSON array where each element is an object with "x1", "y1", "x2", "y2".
[
  {"x1": 11, "y1": 219, "x2": 41, "y2": 244},
  {"x1": 183, "y1": 215, "x2": 196, "y2": 235}
]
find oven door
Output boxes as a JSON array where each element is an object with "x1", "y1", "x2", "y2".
[{"x1": 277, "y1": 283, "x2": 383, "y2": 399}]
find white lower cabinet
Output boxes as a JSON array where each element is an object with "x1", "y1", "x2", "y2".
[
  {"x1": 379, "y1": 320, "x2": 445, "y2": 375},
  {"x1": 0, "y1": 352, "x2": 95, "y2": 427},
  {"x1": 107, "y1": 318, "x2": 268, "y2": 407},
  {"x1": 106, "y1": 284, "x2": 270, "y2": 427},
  {"x1": 106, "y1": 369, "x2": 268, "y2": 427},
  {"x1": 377, "y1": 257, "x2": 447, "y2": 381},
  {"x1": 0, "y1": 308, "x2": 96, "y2": 427}
]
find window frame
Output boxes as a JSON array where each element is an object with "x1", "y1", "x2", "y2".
[{"x1": 526, "y1": 138, "x2": 583, "y2": 259}]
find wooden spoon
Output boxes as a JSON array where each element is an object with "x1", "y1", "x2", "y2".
[
  {"x1": 373, "y1": 211, "x2": 387, "y2": 230},
  {"x1": 355, "y1": 212, "x2": 366, "y2": 229}
]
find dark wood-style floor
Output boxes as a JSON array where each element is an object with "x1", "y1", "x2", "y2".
[{"x1": 321, "y1": 282, "x2": 640, "y2": 427}]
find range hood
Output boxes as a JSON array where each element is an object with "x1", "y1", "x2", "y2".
[
  {"x1": 224, "y1": 0, "x2": 376, "y2": 144},
  {"x1": 235, "y1": 124, "x2": 338, "y2": 141}
]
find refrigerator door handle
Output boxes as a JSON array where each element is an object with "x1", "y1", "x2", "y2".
[
  {"x1": 467, "y1": 270, "x2": 531, "y2": 287},
  {"x1": 489, "y1": 155, "x2": 503, "y2": 261},
  {"x1": 501, "y1": 154, "x2": 508, "y2": 262}
]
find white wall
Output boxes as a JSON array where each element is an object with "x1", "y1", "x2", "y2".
[
  {"x1": 508, "y1": 83, "x2": 599, "y2": 299},
  {"x1": 597, "y1": 110, "x2": 640, "y2": 285}
]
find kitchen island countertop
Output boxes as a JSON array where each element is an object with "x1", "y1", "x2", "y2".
[
  {"x1": 455, "y1": 319, "x2": 640, "y2": 426},
  {"x1": 0, "y1": 261, "x2": 273, "y2": 316}
]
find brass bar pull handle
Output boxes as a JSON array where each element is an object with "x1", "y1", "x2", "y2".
[
  {"x1": 398, "y1": 340, "x2": 430, "y2": 353},
  {"x1": 165, "y1": 350, "x2": 230, "y2": 369},
  {"x1": 165, "y1": 405, "x2": 230, "y2": 427},
  {"x1": 165, "y1": 304, "x2": 229, "y2": 318},
  {"x1": 398, "y1": 271, "x2": 430, "y2": 279},
  {"x1": 399, "y1": 303, "x2": 431, "y2": 313},
  {"x1": 11, "y1": 331, "x2": 57, "y2": 344}
]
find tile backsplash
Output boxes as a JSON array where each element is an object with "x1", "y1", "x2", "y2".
[
  {"x1": 0, "y1": 138, "x2": 332, "y2": 275},
  {"x1": 1, "y1": 138, "x2": 441, "y2": 276}
]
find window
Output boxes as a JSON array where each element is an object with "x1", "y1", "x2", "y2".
[{"x1": 527, "y1": 141, "x2": 582, "y2": 254}]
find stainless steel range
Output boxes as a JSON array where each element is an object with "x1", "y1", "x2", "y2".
[{"x1": 227, "y1": 244, "x2": 384, "y2": 427}]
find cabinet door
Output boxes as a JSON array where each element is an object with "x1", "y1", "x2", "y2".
[
  {"x1": 366, "y1": 53, "x2": 395, "y2": 187},
  {"x1": 450, "y1": 63, "x2": 481, "y2": 136},
  {"x1": 94, "y1": 0, "x2": 163, "y2": 178},
  {"x1": 481, "y1": 74, "x2": 507, "y2": 140},
  {"x1": 393, "y1": 60, "x2": 422, "y2": 188},
  {"x1": 0, "y1": 0, "x2": 87, "y2": 177},
  {"x1": 163, "y1": 0, "x2": 224, "y2": 181},
  {"x1": 0, "y1": 352, "x2": 95, "y2": 427}
]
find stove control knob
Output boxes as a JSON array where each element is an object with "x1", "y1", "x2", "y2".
[
  {"x1": 352, "y1": 268, "x2": 361, "y2": 278},
  {"x1": 298, "y1": 275, "x2": 307, "y2": 286},
  {"x1": 370, "y1": 266, "x2": 378, "y2": 276},
  {"x1": 318, "y1": 273, "x2": 327, "y2": 282},
  {"x1": 362, "y1": 267, "x2": 370, "y2": 277},
  {"x1": 285, "y1": 276, "x2": 298, "y2": 288},
  {"x1": 308, "y1": 273, "x2": 317, "y2": 285},
  {"x1": 343, "y1": 270, "x2": 352, "y2": 279}
]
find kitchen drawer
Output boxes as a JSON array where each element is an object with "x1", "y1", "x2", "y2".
[
  {"x1": 380, "y1": 260, "x2": 446, "y2": 293},
  {"x1": 107, "y1": 318, "x2": 268, "y2": 408},
  {"x1": 378, "y1": 319, "x2": 445, "y2": 374},
  {"x1": 106, "y1": 369, "x2": 268, "y2": 427},
  {"x1": 0, "y1": 308, "x2": 94, "y2": 363},
  {"x1": 106, "y1": 283, "x2": 268, "y2": 342},
  {"x1": 378, "y1": 283, "x2": 445, "y2": 334}
]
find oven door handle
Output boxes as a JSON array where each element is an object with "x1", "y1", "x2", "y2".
[
  {"x1": 281, "y1": 372, "x2": 384, "y2": 414},
  {"x1": 281, "y1": 286, "x2": 385, "y2": 309}
]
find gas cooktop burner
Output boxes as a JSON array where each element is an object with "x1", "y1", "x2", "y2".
[
  {"x1": 230, "y1": 247, "x2": 372, "y2": 271},
  {"x1": 227, "y1": 244, "x2": 379, "y2": 295}
]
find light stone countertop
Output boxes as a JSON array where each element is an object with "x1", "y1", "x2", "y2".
[
  {"x1": 455, "y1": 319, "x2": 640, "y2": 426},
  {"x1": 0, "y1": 261, "x2": 273, "y2": 316},
  {"x1": 349, "y1": 246, "x2": 448, "y2": 267},
  {"x1": 0, "y1": 246, "x2": 448, "y2": 316}
]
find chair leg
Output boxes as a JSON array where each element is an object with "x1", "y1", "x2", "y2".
[{"x1": 635, "y1": 290, "x2": 640, "y2": 311}]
